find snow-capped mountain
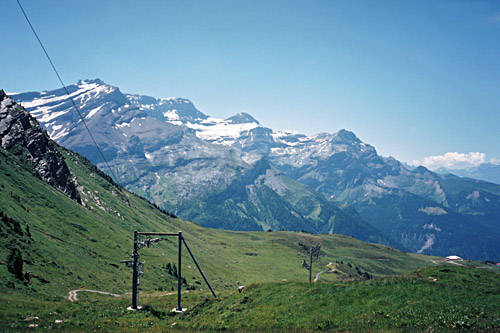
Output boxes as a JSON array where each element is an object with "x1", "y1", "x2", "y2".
[
  {"x1": 11, "y1": 80, "x2": 389, "y2": 242},
  {"x1": 11, "y1": 79, "x2": 500, "y2": 260}
]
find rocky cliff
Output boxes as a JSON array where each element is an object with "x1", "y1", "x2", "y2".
[{"x1": 0, "y1": 90, "x2": 80, "y2": 203}]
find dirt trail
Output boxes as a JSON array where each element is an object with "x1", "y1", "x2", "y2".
[
  {"x1": 431, "y1": 259, "x2": 466, "y2": 267},
  {"x1": 68, "y1": 289, "x2": 120, "y2": 302},
  {"x1": 67, "y1": 289, "x2": 189, "y2": 302},
  {"x1": 314, "y1": 262, "x2": 335, "y2": 282}
]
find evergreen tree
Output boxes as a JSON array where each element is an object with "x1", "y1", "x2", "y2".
[
  {"x1": 7, "y1": 248, "x2": 23, "y2": 280},
  {"x1": 173, "y1": 264, "x2": 178, "y2": 278},
  {"x1": 25, "y1": 223, "x2": 31, "y2": 238},
  {"x1": 12, "y1": 219, "x2": 23, "y2": 236}
]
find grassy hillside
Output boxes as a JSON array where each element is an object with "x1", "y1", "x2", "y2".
[{"x1": 0, "y1": 141, "x2": 446, "y2": 328}]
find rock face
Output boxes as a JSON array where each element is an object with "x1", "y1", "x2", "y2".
[{"x1": 0, "y1": 90, "x2": 80, "y2": 203}]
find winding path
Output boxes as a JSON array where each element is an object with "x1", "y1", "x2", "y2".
[
  {"x1": 314, "y1": 262, "x2": 335, "y2": 282},
  {"x1": 68, "y1": 289, "x2": 120, "y2": 302}
]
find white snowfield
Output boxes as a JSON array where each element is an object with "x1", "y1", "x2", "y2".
[{"x1": 186, "y1": 118, "x2": 260, "y2": 142}]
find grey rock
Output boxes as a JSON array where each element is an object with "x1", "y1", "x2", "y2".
[{"x1": 0, "y1": 90, "x2": 81, "y2": 203}]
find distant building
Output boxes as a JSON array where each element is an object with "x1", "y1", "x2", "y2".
[{"x1": 445, "y1": 255, "x2": 462, "y2": 261}]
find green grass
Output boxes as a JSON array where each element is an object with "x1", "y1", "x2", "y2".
[
  {"x1": 178, "y1": 264, "x2": 500, "y2": 331},
  {"x1": 4, "y1": 145, "x2": 497, "y2": 330},
  {"x1": 2, "y1": 264, "x2": 500, "y2": 331}
]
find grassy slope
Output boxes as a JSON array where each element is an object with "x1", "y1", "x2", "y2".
[{"x1": 0, "y1": 146, "x2": 460, "y2": 330}]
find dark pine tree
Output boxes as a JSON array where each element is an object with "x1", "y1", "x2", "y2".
[{"x1": 7, "y1": 248, "x2": 23, "y2": 280}]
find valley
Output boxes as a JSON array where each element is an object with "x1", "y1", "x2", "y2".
[
  {"x1": 11, "y1": 81, "x2": 500, "y2": 260},
  {"x1": 4, "y1": 89, "x2": 500, "y2": 330}
]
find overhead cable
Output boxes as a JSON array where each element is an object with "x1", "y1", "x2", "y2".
[{"x1": 16, "y1": 0, "x2": 120, "y2": 183}]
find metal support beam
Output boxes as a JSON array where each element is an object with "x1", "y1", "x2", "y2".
[
  {"x1": 131, "y1": 230, "x2": 139, "y2": 309},
  {"x1": 137, "y1": 232, "x2": 180, "y2": 236},
  {"x1": 177, "y1": 231, "x2": 182, "y2": 311},
  {"x1": 309, "y1": 247, "x2": 312, "y2": 283},
  {"x1": 125, "y1": 230, "x2": 216, "y2": 311},
  {"x1": 182, "y1": 236, "x2": 218, "y2": 298}
]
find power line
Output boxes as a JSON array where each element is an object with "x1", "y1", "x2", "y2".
[
  {"x1": 16, "y1": 0, "x2": 120, "y2": 183},
  {"x1": 15, "y1": 0, "x2": 176, "y2": 225},
  {"x1": 15, "y1": 0, "x2": 154, "y2": 238}
]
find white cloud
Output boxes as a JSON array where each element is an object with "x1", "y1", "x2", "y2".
[
  {"x1": 490, "y1": 158, "x2": 500, "y2": 166},
  {"x1": 412, "y1": 152, "x2": 486, "y2": 170}
]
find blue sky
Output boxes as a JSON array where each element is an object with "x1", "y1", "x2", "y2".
[{"x1": 2, "y1": 0, "x2": 499, "y2": 168}]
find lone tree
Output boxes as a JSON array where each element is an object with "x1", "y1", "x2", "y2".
[
  {"x1": 300, "y1": 242, "x2": 321, "y2": 283},
  {"x1": 7, "y1": 248, "x2": 23, "y2": 280}
]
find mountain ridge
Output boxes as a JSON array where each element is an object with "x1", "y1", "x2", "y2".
[
  {"x1": 11, "y1": 79, "x2": 500, "y2": 260},
  {"x1": 434, "y1": 163, "x2": 500, "y2": 185},
  {"x1": 12, "y1": 81, "x2": 387, "y2": 244}
]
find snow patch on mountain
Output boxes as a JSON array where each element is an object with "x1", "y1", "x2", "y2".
[
  {"x1": 85, "y1": 105, "x2": 104, "y2": 120},
  {"x1": 52, "y1": 126, "x2": 70, "y2": 140},
  {"x1": 466, "y1": 190, "x2": 480, "y2": 200},
  {"x1": 187, "y1": 117, "x2": 260, "y2": 143},
  {"x1": 163, "y1": 110, "x2": 180, "y2": 120},
  {"x1": 116, "y1": 122, "x2": 131, "y2": 128},
  {"x1": 423, "y1": 223, "x2": 442, "y2": 232},
  {"x1": 37, "y1": 109, "x2": 70, "y2": 123}
]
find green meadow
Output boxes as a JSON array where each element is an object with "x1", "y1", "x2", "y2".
[{"x1": 2, "y1": 146, "x2": 500, "y2": 331}]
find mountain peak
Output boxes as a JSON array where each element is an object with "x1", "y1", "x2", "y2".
[
  {"x1": 334, "y1": 129, "x2": 360, "y2": 142},
  {"x1": 225, "y1": 112, "x2": 259, "y2": 124},
  {"x1": 413, "y1": 165, "x2": 438, "y2": 178},
  {"x1": 77, "y1": 78, "x2": 106, "y2": 86}
]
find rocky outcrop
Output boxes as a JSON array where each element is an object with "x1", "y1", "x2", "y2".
[{"x1": 0, "y1": 90, "x2": 81, "y2": 203}]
